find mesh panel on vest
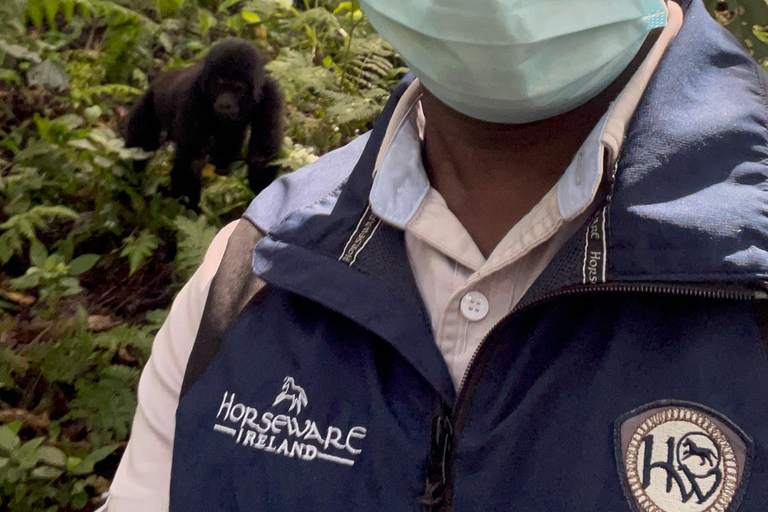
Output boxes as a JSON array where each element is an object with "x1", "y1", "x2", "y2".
[
  {"x1": 352, "y1": 222, "x2": 427, "y2": 312},
  {"x1": 521, "y1": 224, "x2": 588, "y2": 306}
]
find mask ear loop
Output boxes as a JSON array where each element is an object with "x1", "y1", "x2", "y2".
[
  {"x1": 416, "y1": 99, "x2": 426, "y2": 143},
  {"x1": 600, "y1": 0, "x2": 682, "y2": 189},
  {"x1": 645, "y1": 0, "x2": 669, "y2": 30}
]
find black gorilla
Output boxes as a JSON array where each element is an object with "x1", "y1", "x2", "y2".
[{"x1": 125, "y1": 38, "x2": 283, "y2": 206}]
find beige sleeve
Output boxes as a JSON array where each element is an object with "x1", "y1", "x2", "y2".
[{"x1": 98, "y1": 220, "x2": 240, "y2": 512}]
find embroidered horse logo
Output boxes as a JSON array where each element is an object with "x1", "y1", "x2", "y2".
[
  {"x1": 681, "y1": 438, "x2": 717, "y2": 467},
  {"x1": 272, "y1": 376, "x2": 308, "y2": 414}
]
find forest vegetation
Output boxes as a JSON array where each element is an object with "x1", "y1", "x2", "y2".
[{"x1": 0, "y1": 0, "x2": 765, "y2": 509}]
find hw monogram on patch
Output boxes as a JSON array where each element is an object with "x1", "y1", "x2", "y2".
[{"x1": 615, "y1": 401, "x2": 753, "y2": 512}]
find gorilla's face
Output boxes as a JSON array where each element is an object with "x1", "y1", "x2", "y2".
[
  {"x1": 209, "y1": 75, "x2": 252, "y2": 121},
  {"x1": 200, "y1": 39, "x2": 265, "y2": 123}
]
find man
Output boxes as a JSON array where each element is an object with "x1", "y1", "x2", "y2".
[{"x1": 103, "y1": 0, "x2": 768, "y2": 511}]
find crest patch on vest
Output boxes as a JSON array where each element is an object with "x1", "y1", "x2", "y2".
[{"x1": 615, "y1": 401, "x2": 753, "y2": 512}]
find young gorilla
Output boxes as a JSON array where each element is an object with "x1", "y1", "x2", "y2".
[{"x1": 125, "y1": 38, "x2": 283, "y2": 207}]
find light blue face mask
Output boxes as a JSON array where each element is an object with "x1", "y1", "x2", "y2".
[{"x1": 359, "y1": 0, "x2": 668, "y2": 124}]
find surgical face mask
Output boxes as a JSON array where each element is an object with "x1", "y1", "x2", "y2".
[{"x1": 359, "y1": 0, "x2": 667, "y2": 124}]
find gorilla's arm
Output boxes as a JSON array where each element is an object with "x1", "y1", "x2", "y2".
[
  {"x1": 124, "y1": 89, "x2": 161, "y2": 174},
  {"x1": 169, "y1": 87, "x2": 209, "y2": 208},
  {"x1": 125, "y1": 67, "x2": 196, "y2": 174},
  {"x1": 247, "y1": 77, "x2": 284, "y2": 196}
]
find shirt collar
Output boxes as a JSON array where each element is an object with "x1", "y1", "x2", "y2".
[
  {"x1": 369, "y1": 2, "x2": 683, "y2": 229},
  {"x1": 368, "y1": 82, "x2": 428, "y2": 229}
]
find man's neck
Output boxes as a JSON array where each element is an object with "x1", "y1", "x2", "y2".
[{"x1": 422, "y1": 33, "x2": 660, "y2": 258}]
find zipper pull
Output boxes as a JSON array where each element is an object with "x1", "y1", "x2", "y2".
[{"x1": 419, "y1": 412, "x2": 453, "y2": 509}]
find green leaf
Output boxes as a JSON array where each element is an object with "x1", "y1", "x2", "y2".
[
  {"x1": 66, "y1": 456, "x2": 82, "y2": 472},
  {"x1": 218, "y1": 0, "x2": 244, "y2": 13},
  {"x1": 9, "y1": 269, "x2": 41, "y2": 290},
  {"x1": 15, "y1": 140, "x2": 56, "y2": 161},
  {"x1": 68, "y1": 254, "x2": 99, "y2": 276},
  {"x1": 15, "y1": 437, "x2": 44, "y2": 469},
  {"x1": 27, "y1": 0, "x2": 44, "y2": 27},
  {"x1": 68, "y1": 139, "x2": 98, "y2": 152},
  {"x1": 44, "y1": 253, "x2": 62, "y2": 271},
  {"x1": 44, "y1": 0, "x2": 62, "y2": 28},
  {"x1": 157, "y1": 0, "x2": 186, "y2": 16},
  {"x1": 156, "y1": 0, "x2": 184, "y2": 17},
  {"x1": 0, "y1": 41, "x2": 41, "y2": 63},
  {"x1": 0, "y1": 253, "x2": 12, "y2": 271},
  {"x1": 62, "y1": 0, "x2": 75, "y2": 20},
  {"x1": 70, "y1": 492, "x2": 88, "y2": 509},
  {"x1": 59, "y1": 276, "x2": 83, "y2": 297},
  {"x1": 333, "y1": 1, "x2": 353, "y2": 14},
  {"x1": 198, "y1": 9, "x2": 217, "y2": 34},
  {"x1": 0, "y1": 69, "x2": 22, "y2": 85},
  {"x1": 93, "y1": 155, "x2": 115, "y2": 168},
  {"x1": 0, "y1": 426, "x2": 20, "y2": 452},
  {"x1": 31, "y1": 465, "x2": 64, "y2": 480},
  {"x1": 84, "y1": 105, "x2": 102, "y2": 122},
  {"x1": 226, "y1": 13, "x2": 244, "y2": 31},
  {"x1": 27, "y1": 59, "x2": 70, "y2": 91},
  {"x1": 121, "y1": 230, "x2": 161, "y2": 276},
  {"x1": 71, "y1": 445, "x2": 118, "y2": 475},
  {"x1": 754, "y1": 25, "x2": 768, "y2": 45},
  {"x1": 38, "y1": 446, "x2": 67, "y2": 468},
  {"x1": 75, "y1": 303, "x2": 89, "y2": 331},
  {"x1": 158, "y1": 32, "x2": 173, "y2": 53},
  {"x1": 5, "y1": 466, "x2": 20, "y2": 483},
  {"x1": 84, "y1": 444, "x2": 119, "y2": 464},
  {"x1": 241, "y1": 11, "x2": 261, "y2": 23},
  {"x1": 29, "y1": 239, "x2": 48, "y2": 269},
  {"x1": 53, "y1": 113, "x2": 85, "y2": 131}
]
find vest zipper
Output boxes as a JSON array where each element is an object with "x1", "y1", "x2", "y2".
[{"x1": 420, "y1": 282, "x2": 768, "y2": 511}]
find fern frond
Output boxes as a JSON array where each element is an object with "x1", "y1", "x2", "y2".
[
  {"x1": 321, "y1": 89, "x2": 384, "y2": 125},
  {"x1": 291, "y1": 7, "x2": 340, "y2": 31},
  {"x1": 73, "y1": 84, "x2": 143, "y2": 106},
  {"x1": 73, "y1": 0, "x2": 159, "y2": 30},
  {"x1": 120, "y1": 230, "x2": 161, "y2": 276},
  {"x1": 342, "y1": 34, "x2": 399, "y2": 90},
  {"x1": 267, "y1": 49, "x2": 336, "y2": 102},
  {"x1": 173, "y1": 216, "x2": 218, "y2": 280}
]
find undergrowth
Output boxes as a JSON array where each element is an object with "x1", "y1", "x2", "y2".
[{"x1": 0, "y1": 0, "x2": 403, "y2": 509}]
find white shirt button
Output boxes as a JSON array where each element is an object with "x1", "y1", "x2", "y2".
[{"x1": 460, "y1": 291, "x2": 489, "y2": 321}]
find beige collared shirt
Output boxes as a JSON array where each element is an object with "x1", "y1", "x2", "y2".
[
  {"x1": 370, "y1": 4, "x2": 683, "y2": 388},
  {"x1": 101, "y1": 4, "x2": 683, "y2": 509}
]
